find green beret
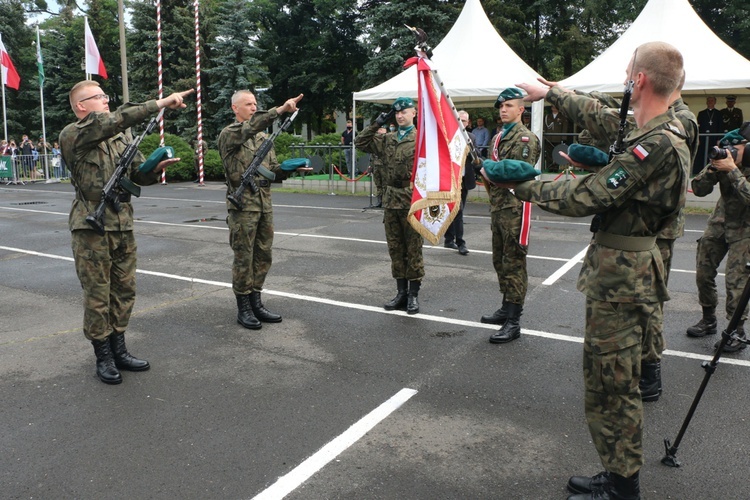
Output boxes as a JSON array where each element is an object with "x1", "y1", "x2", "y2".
[
  {"x1": 280, "y1": 158, "x2": 310, "y2": 171},
  {"x1": 482, "y1": 159, "x2": 539, "y2": 182},
  {"x1": 567, "y1": 144, "x2": 609, "y2": 167},
  {"x1": 392, "y1": 97, "x2": 415, "y2": 111},
  {"x1": 494, "y1": 87, "x2": 525, "y2": 108},
  {"x1": 138, "y1": 146, "x2": 174, "y2": 173},
  {"x1": 720, "y1": 129, "x2": 746, "y2": 147}
]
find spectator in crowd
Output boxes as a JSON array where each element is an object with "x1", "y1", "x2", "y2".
[
  {"x1": 472, "y1": 117, "x2": 490, "y2": 157},
  {"x1": 444, "y1": 110, "x2": 477, "y2": 255},
  {"x1": 696, "y1": 96, "x2": 724, "y2": 175},
  {"x1": 341, "y1": 119, "x2": 354, "y2": 174},
  {"x1": 721, "y1": 95, "x2": 743, "y2": 132}
]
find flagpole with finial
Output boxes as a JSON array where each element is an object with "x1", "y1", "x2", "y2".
[
  {"x1": 0, "y1": 33, "x2": 7, "y2": 142},
  {"x1": 36, "y1": 25, "x2": 51, "y2": 181}
]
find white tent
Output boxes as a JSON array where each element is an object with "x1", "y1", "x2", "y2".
[
  {"x1": 353, "y1": 0, "x2": 543, "y2": 107},
  {"x1": 560, "y1": 0, "x2": 750, "y2": 95}
]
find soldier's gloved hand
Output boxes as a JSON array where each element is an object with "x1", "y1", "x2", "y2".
[{"x1": 375, "y1": 109, "x2": 396, "y2": 127}]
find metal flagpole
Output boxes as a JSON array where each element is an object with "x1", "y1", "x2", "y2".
[
  {"x1": 36, "y1": 26, "x2": 52, "y2": 183},
  {"x1": 1, "y1": 33, "x2": 8, "y2": 142},
  {"x1": 194, "y1": 0, "x2": 205, "y2": 186}
]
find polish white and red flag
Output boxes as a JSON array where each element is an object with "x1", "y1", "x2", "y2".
[
  {"x1": 84, "y1": 18, "x2": 108, "y2": 79},
  {"x1": 405, "y1": 55, "x2": 467, "y2": 244},
  {"x1": 0, "y1": 38, "x2": 20, "y2": 90}
]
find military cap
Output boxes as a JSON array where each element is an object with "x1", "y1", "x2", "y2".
[
  {"x1": 392, "y1": 97, "x2": 415, "y2": 111},
  {"x1": 280, "y1": 157, "x2": 310, "y2": 171},
  {"x1": 494, "y1": 87, "x2": 525, "y2": 108},
  {"x1": 139, "y1": 146, "x2": 174, "y2": 172},
  {"x1": 726, "y1": 95, "x2": 737, "y2": 101},
  {"x1": 482, "y1": 158, "x2": 539, "y2": 182},
  {"x1": 567, "y1": 143, "x2": 609, "y2": 167},
  {"x1": 719, "y1": 129, "x2": 747, "y2": 147}
]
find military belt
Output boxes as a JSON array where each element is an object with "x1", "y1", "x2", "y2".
[
  {"x1": 594, "y1": 231, "x2": 657, "y2": 252},
  {"x1": 388, "y1": 179, "x2": 411, "y2": 188}
]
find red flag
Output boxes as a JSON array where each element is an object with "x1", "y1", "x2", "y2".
[
  {"x1": 405, "y1": 56, "x2": 467, "y2": 244},
  {"x1": 84, "y1": 18, "x2": 108, "y2": 79},
  {"x1": 0, "y1": 39, "x2": 20, "y2": 90}
]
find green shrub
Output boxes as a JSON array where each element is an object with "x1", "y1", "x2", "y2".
[{"x1": 139, "y1": 133, "x2": 194, "y2": 181}]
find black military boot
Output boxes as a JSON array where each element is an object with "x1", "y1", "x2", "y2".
[
  {"x1": 236, "y1": 294, "x2": 261, "y2": 330},
  {"x1": 567, "y1": 471, "x2": 640, "y2": 500},
  {"x1": 250, "y1": 291, "x2": 282, "y2": 323},
  {"x1": 639, "y1": 360, "x2": 661, "y2": 402},
  {"x1": 489, "y1": 303, "x2": 522, "y2": 344},
  {"x1": 91, "y1": 339, "x2": 122, "y2": 385},
  {"x1": 715, "y1": 320, "x2": 747, "y2": 353},
  {"x1": 110, "y1": 333, "x2": 150, "y2": 372},
  {"x1": 375, "y1": 195, "x2": 382, "y2": 208},
  {"x1": 567, "y1": 471, "x2": 610, "y2": 495},
  {"x1": 481, "y1": 300, "x2": 509, "y2": 325},
  {"x1": 384, "y1": 278, "x2": 408, "y2": 311},
  {"x1": 686, "y1": 306, "x2": 717, "y2": 337},
  {"x1": 407, "y1": 280, "x2": 421, "y2": 315}
]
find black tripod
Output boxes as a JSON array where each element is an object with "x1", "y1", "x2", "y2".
[{"x1": 662, "y1": 262, "x2": 750, "y2": 467}]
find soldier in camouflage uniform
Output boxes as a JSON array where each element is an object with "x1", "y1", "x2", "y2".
[
  {"x1": 480, "y1": 88, "x2": 540, "y2": 344},
  {"x1": 687, "y1": 131, "x2": 750, "y2": 353},
  {"x1": 218, "y1": 91, "x2": 306, "y2": 331},
  {"x1": 60, "y1": 80, "x2": 193, "y2": 384},
  {"x1": 512, "y1": 42, "x2": 690, "y2": 499},
  {"x1": 544, "y1": 74, "x2": 698, "y2": 402},
  {"x1": 355, "y1": 97, "x2": 423, "y2": 314}
]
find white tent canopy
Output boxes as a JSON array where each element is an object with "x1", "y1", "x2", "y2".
[
  {"x1": 353, "y1": 0, "x2": 543, "y2": 107},
  {"x1": 560, "y1": 0, "x2": 750, "y2": 95}
]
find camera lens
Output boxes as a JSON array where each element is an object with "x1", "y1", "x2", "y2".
[{"x1": 708, "y1": 146, "x2": 728, "y2": 160}]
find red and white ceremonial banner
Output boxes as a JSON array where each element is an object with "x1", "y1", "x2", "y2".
[
  {"x1": 0, "y1": 38, "x2": 20, "y2": 90},
  {"x1": 404, "y1": 55, "x2": 467, "y2": 245},
  {"x1": 84, "y1": 18, "x2": 108, "y2": 79}
]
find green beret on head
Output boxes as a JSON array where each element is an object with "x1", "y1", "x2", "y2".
[
  {"x1": 494, "y1": 87, "x2": 525, "y2": 108},
  {"x1": 280, "y1": 158, "x2": 310, "y2": 171},
  {"x1": 567, "y1": 144, "x2": 609, "y2": 167},
  {"x1": 720, "y1": 129, "x2": 746, "y2": 147},
  {"x1": 482, "y1": 159, "x2": 539, "y2": 183},
  {"x1": 392, "y1": 97, "x2": 415, "y2": 111},
  {"x1": 139, "y1": 146, "x2": 174, "y2": 173}
]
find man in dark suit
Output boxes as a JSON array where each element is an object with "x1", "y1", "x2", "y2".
[
  {"x1": 443, "y1": 110, "x2": 477, "y2": 255},
  {"x1": 696, "y1": 96, "x2": 724, "y2": 175}
]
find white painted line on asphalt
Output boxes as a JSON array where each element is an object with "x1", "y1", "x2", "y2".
[
  {"x1": 1, "y1": 245, "x2": 745, "y2": 368},
  {"x1": 542, "y1": 245, "x2": 589, "y2": 285},
  {"x1": 251, "y1": 388, "x2": 418, "y2": 500}
]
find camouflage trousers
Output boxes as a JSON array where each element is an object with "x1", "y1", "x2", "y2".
[
  {"x1": 490, "y1": 208, "x2": 528, "y2": 304},
  {"x1": 71, "y1": 229, "x2": 137, "y2": 341},
  {"x1": 372, "y1": 164, "x2": 384, "y2": 197},
  {"x1": 584, "y1": 297, "x2": 659, "y2": 478},
  {"x1": 383, "y1": 208, "x2": 424, "y2": 281},
  {"x1": 695, "y1": 236, "x2": 750, "y2": 320},
  {"x1": 227, "y1": 210, "x2": 274, "y2": 295},
  {"x1": 641, "y1": 238, "x2": 675, "y2": 362}
]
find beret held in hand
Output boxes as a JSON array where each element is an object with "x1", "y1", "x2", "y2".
[
  {"x1": 139, "y1": 146, "x2": 174, "y2": 173},
  {"x1": 482, "y1": 159, "x2": 539, "y2": 182},
  {"x1": 567, "y1": 144, "x2": 609, "y2": 167},
  {"x1": 280, "y1": 158, "x2": 310, "y2": 171}
]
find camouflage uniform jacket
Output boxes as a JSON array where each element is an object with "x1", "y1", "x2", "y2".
[
  {"x1": 559, "y1": 89, "x2": 697, "y2": 240},
  {"x1": 691, "y1": 164, "x2": 750, "y2": 242},
  {"x1": 355, "y1": 124, "x2": 416, "y2": 209},
  {"x1": 514, "y1": 105, "x2": 690, "y2": 303},
  {"x1": 60, "y1": 101, "x2": 162, "y2": 232},
  {"x1": 218, "y1": 109, "x2": 281, "y2": 213},
  {"x1": 486, "y1": 122, "x2": 541, "y2": 212}
]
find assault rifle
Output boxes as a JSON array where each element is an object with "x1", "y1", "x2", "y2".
[
  {"x1": 227, "y1": 110, "x2": 299, "y2": 210},
  {"x1": 85, "y1": 109, "x2": 165, "y2": 236}
]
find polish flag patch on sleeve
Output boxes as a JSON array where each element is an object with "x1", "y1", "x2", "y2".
[{"x1": 632, "y1": 144, "x2": 649, "y2": 161}]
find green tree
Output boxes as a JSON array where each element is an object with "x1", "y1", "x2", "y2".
[
  {"x1": 253, "y1": 0, "x2": 367, "y2": 138},
  {"x1": 205, "y1": 0, "x2": 269, "y2": 136}
]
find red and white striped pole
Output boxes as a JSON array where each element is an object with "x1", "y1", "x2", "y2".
[
  {"x1": 157, "y1": 0, "x2": 167, "y2": 184},
  {"x1": 194, "y1": 0, "x2": 204, "y2": 186}
]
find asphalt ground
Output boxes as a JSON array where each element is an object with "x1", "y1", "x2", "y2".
[{"x1": 1, "y1": 181, "x2": 748, "y2": 500}]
